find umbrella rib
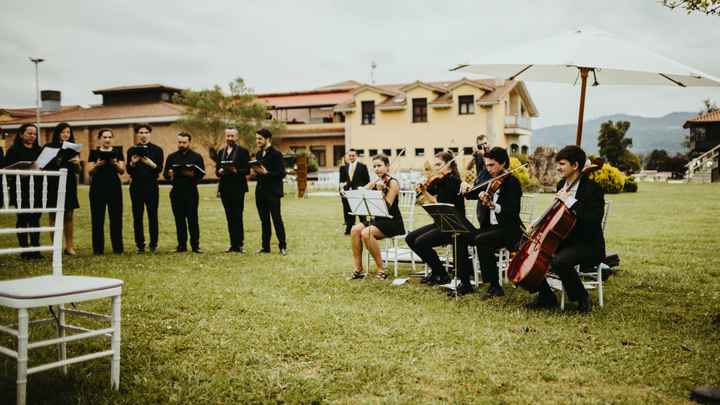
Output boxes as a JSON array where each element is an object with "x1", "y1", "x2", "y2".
[
  {"x1": 658, "y1": 73, "x2": 687, "y2": 88},
  {"x1": 508, "y1": 65, "x2": 533, "y2": 80},
  {"x1": 449, "y1": 64, "x2": 469, "y2": 72}
]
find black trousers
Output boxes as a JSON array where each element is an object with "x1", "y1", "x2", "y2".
[
  {"x1": 170, "y1": 187, "x2": 200, "y2": 249},
  {"x1": 405, "y1": 223, "x2": 452, "y2": 277},
  {"x1": 255, "y1": 193, "x2": 286, "y2": 250},
  {"x1": 538, "y1": 242, "x2": 596, "y2": 302},
  {"x1": 130, "y1": 183, "x2": 159, "y2": 249},
  {"x1": 341, "y1": 196, "x2": 365, "y2": 232},
  {"x1": 221, "y1": 190, "x2": 245, "y2": 249},
  {"x1": 90, "y1": 185, "x2": 123, "y2": 254},
  {"x1": 16, "y1": 213, "x2": 41, "y2": 248},
  {"x1": 457, "y1": 226, "x2": 509, "y2": 287}
]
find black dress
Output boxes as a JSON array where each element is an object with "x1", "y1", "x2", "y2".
[
  {"x1": 88, "y1": 147, "x2": 124, "y2": 254},
  {"x1": 43, "y1": 142, "x2": 80, "y2": 210},
  {"x1": 369, "y1": 177, "x2": 405, "y2": 238}
]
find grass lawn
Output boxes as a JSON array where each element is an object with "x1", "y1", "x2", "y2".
[{"x1": 0, "y1": 182, "x2": 719, "y2": 404}]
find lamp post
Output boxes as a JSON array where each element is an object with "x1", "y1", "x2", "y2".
[{"x1": 29, "y1": 57, "x2": 44, "y2": 134}]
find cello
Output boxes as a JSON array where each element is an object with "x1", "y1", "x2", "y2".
[{"x1": 506, "y1": 158, "x2": 604, "y2": 292}]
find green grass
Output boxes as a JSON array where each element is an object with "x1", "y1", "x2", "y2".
[{"x1": 0, "y1": 183, "x2": 719, "y2": 404}]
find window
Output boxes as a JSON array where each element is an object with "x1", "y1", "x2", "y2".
[
  {"x1": 382, "y1": 149, "x2": 392, "y2": 157},
  {"x1": 412, "y1": 98, "x2": 427, "y2": 123},
  {"x1": 356, "y1": 149, "x2": 365, "y2": 157},
  {"x1": 415, "y1": 148, "x2": 425, "y2": 157},
  {"x1": 449, "y1": 147, "x2": 459, "y2": 154},
  {"x1": 369, "y1": 148, "x2": 378, "y2": 157},
  {"x1": 311, "y1": 146, "x2": 327, "y2": 167},
  {"x1": 463, "y1": 147, "x2": 473, "y2": 155},
  {"x1": 396, "y1": 148, "x2": 406, "y2": 157},
  {"x1": 510, "y1": 144, "x2": 519, "y2": 154},
  {"x1": 434, "y1": 147, "x2": 444, "y2": 155},
  {"x1": 521, "y1": 145, "x2": 529, "y2": 155},
  {"x1": 290, "y1": 146, "x2": 307, "y2": 154},
  {"x1": 458, "y1": 95, "x2": 474, "y2": 115},
  {"x1": 333, "y1": 145, "x2": 345, "y2": 166},
  {"x1": 361, "y1": 101, "x2": 375, "y2": 125}
]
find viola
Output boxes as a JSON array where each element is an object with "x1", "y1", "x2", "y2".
[{"x1": 506, "y1": 157, "x2": 604, "y2": 292}]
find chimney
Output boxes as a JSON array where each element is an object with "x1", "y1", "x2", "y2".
[{"x1": 41, "y1": 90, "x2": 61, "y2": 112}]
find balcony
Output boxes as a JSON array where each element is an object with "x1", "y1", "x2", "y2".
[
  {"x1": 277, "y1": 122, "x2": 345, "y2": 139},
  {"x1": 504, "y1": 115, "x2": 532, "y2": 130}
]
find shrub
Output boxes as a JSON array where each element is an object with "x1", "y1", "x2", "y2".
[
  {"x1": 589, "y1": 163, "x2": 626, "y2": 194},
  {"x1": 509, "y1": 157, "x2": 530, "y2": 190},
  {"x1": 623, "y1": 176, "x2": 638, "y2": 193}
]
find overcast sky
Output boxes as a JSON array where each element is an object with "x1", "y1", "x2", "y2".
[{"x1": 2, "y1": 0, "x2": 719, "y2": 128}]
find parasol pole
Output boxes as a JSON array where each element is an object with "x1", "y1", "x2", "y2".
[{"x1": 575, "y1": 67, "x2": 590, "y2": 146}]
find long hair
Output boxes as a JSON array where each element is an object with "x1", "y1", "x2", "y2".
[
  {"x1": 13, "y1": 123, "x2": 40, "y2": 149},
  {"x1": 435, "y1": 151, "x2": 460, "y2": 178},
  {"x1": 51, "y1": 122, "x2": 75, "y2": 144}
]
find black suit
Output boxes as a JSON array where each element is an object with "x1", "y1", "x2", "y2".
[
  {"x1": 254, "y1": 146, "x2": 287, "y2": 251},
  {"x1": 537, "y1": 175, "x2": 606, "y2": 302},
  {"x1": 216, "y1": 144, "x2": 250, "y2": 250},
  {"x1": 458, "y1": 174, "x2": 524, "y2": 288},
  {"x1": 164, "y1": 149, "x2": 205, "y2": 250},
  {"x1": 127, "y1": 143, "x2": 164, "y2": 251},
  {"x1": 339, "y1": 161, "x2": 370, "y2": 232}
]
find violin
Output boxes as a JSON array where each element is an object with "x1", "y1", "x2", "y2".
[
  {"x1": 478, "y1": 170, "x2": 510, "y2": 208},
  {"x1": 463, "y1": 163, "x2": 529, "y2": 196},
  {"x1": 416, "y1": 154, "x2": 463, "y2": 199},
  {"x1": 369, "y1": 173, "x2": 391, "y2": 194}
]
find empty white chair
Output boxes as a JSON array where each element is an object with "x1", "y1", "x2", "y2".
[{"x1": 0, "y1": 168, "x2": 123, "y2": 405}]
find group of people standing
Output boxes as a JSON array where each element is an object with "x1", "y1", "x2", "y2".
[
  {"x1": 340, "y1": 135, "x2": 605, "y2": 313},
  {"x1": 0, "y1": 123, "x2": 288, "y2": 257}
]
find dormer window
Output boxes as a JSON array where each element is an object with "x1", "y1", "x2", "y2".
[
  {"x1": 361, "y1": 101, "x2": 375, "y2": 125},
  {"x1": 458, "y1": 95, "x2": 474, "y2": 115},
  {"x1": 412, "y1": 98, "x2": 427, "y2": 123}
]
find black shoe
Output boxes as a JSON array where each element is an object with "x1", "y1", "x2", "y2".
[
  {"x1": 480, "y1": 285, "x2": 505, "y2": 300},
  {"x1": 149, "y1": 246, "x2": 157, "y2": 254},
  {"x1": 255, "y1": 248, "x2": 270, "y2": 254},
  {"x1": 136, "y1": 247, "x2": 145, "y2": 254},
  {"x1": 448, "y1": 282, "x2": 474, "y2": 296},
  {"x1": 526, "y1": 294, "x2": 559, "y2": 310},
  {"x1": 420, "y1": 274, "x2": 434, "y2": 284},
  {"x1": 176, "y1": 246, "x2": 188, "y2": 253},
  {"x1": 192, "y1": 248, "x2": 203, "y2": 254},
  {"x1": 432, "y1": 274, "x2": 451, "y2": 285},
  {"x1": 690, "y1": 386, "x2": 720, "y2": 403},
  {"x1": 344, "y1": 229, "x2": 351, "y2": 235},
  {"x1": 226, "y1": 246, "x2": 239, "y2": 253},
  {"x1": 280, "y1": 248, "x2": 288, "y2": 256},
  {"x1": 24, "y1": 252, "x2": 43, "y2": 260},
  {"x1": 577, "y1": 296, "x2": 593, "y2": 313}
]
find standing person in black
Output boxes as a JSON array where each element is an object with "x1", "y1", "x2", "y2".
[
  {"x1": 3, "y1": 124, "x2": 43, "y2": 259},
  {"x1": 339, "y1": 148, "x2": 370, "y2": 235},
  {"x1": 164, "y1": 132, "x2": 205, "y2": 253},
  {"x1": 127, "y1": 123, "x2": 164, "y2": 254},
  {"x1": 456, "y1": 147, "x2": 524, "y2": 297},
  {"x1": 464, "y1": 135, "x2": 492, "y2": 185},
  {"x1": 252, "y1": 128, "x2": 287, "y2": 255},
  {"x1": 88, "y1": 128, "x2": 125, "y2": 255},
  {"x1": 406, "y1": 151, "x2": 464, "y2": 285},
  {"x1": 216, "y1": 127, "x2": 249, "y2": 253},
  {"x1": 526, "y1": 145, "x2": 605, "y2": 313},
  {"x1": 44, "y1": 123, "x2": 81, "y2": 255}
]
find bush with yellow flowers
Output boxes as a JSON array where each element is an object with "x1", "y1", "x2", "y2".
[
  {"x1": 509, "y1": 157, "x2": 530, "y2": 190},
  {"x1": 589, "y1": 163, "x2": 626, "y2": 194}
]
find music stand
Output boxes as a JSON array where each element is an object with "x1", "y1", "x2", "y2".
[
  {"x1": 422, "y1": 203, "x2": 477, "y2": 297},
  {"x1": 344, "y1": 189, "x2": 392, "y2": 276}
]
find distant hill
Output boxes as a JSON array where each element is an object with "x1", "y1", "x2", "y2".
[{"x1": 532, "y1": 112, "x2": 696, "y2": 155}]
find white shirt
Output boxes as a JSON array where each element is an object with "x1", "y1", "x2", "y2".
[
  {"x1": 489, "y1": 189, "x2": 502, "y2": 225},
  {"x1": 348, "y1": 161, "x2": 356, "y2": 180},
  {"x1": 563, "y1": 179, "x2": 580, "y2": 208}
]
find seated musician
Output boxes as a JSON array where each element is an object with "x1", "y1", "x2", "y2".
[
  {"x1": 406, "y1": 151, "x2": 465, "y2": 285},
  {"x1": 526, "y1": 145, "x2": 605, "y2": 313},
  {"x1": 349, "y1": 154, "x2": 405, "y2": 280},
  {"x1": 456, "y1": 147, "x2": 524, "y2": 298}
]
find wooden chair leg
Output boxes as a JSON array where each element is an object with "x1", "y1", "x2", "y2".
[
  {"x1": 57, "y1": 305, "x2": 67, "y2": 375},
  {"x1": 111, "y1": 296, "x2": 121, "y2": 390},
  {"x1": 17, "y1": 308, "x2": 29, "y2": 405}
]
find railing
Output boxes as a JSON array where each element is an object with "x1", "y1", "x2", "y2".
[
  {"x1": 686, "y1": 143, "x2": 720, "y2": 180},
  {"x1": 504, "y1": 115, "x2": 532, "y2": 130}
]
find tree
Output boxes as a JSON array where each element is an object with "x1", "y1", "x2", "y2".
[
  {"x1": 645, "y1": 149, "x2": 672, "y2": 171},
  {"x1": 662, "y1": 0, "x2": 720, "y2": 15},
  {"x1": 669, "y1": 154, "x2": 690, "y2": 179},
  {"x1": 173, "y1": 78, "x2": 284, "y2": 160},
  {"x1": 598, "y1": 120, "x2": 638, "y2": 173}
]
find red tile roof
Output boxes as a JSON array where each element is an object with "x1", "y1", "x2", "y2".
[
  {"x1": 683, "y1": 110, "x2": 720, "y2": 127},
  {"x1": 92, "y1": 84, "x2": 184, "y2": 94},
  {"x1": 0, "y1": 106, "x2": 82, "y2": 119},
  {"x1": 258, "y1": 91, "x2": 352, "y2": 108},
  {"x1": 1, "y1": 102, "x2": 184, "y2": 126}
]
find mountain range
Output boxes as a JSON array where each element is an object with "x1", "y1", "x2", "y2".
[{"x1": 532, "y1": 112, "x2": 696, "y2": 155}]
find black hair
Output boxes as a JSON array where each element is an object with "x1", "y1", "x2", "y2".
[
  {"x1": 51, "y1": 122, "x2": 75, "y2": 144},
  {"x1": 485, "y1": 146, "x2": 510, "y2": 168},
  {"x1": 347, "y1": 148, "x2": 357, "y2": 154},
  {"x1": 14, "y1": 124, "x2": 39, "y2": 148},
  {"x1": 134, "y1": 123, "x2": 152, "y2": 133},
  {"x1": 435, "y1": 150, "x2": 460, "y2": 178},
  {"x1": 177, "y1": 132, "x2": 192, "y2": 141},
  {"x1": 371, "y1": 153, "x2": 390, "y2": 166},
  {"x1": 256, "y1": 128, "x2": 272, "y2": 139},
  {"x1": 555, "y1": 145, "x2": 587, "y2": 169},
  {"x1": 97, "y1": 128, "x2": 113, "y2": 139}
]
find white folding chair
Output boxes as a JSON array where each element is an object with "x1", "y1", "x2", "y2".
[
  {"x1": 0, "y1": 169, "x2": 123, "y2": 405},
  {"x1": 380, "y1": 190, "x2": 417, "y2": 277},
  {"x1": 548, "y1": 200, "x2": 612, "y2": 309}
]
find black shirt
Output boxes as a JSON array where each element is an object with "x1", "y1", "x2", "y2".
[
  {"x1": 216, "y1": 144, "x2": 249, "y2": 194},
  {"x1": 127, "y1": 143, "x2": 164, "y2": 185},
  {"x1": 4, "y1": 143, "x2": 42, "y2": 208},
  {"x1": 163, "y1": 149, "x2": 205, "y2": 189},
  {"x1": 88, "y1": 147, "x2": 124, "y2": 189},
  {"x1": 426, "y1": 174, "x2": 465, "y2": 211}
]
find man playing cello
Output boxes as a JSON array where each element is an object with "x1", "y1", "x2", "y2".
[{"x1": 526, "y1": 145, "x2": 605, "y2": 313}]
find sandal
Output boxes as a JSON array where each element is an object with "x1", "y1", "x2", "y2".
[
  {"x1": 350, "y1": 270, "x2": 366, "y2": 280},
  {"x1": 375, "y1": 271, "x2": 388, "y2": 280}
]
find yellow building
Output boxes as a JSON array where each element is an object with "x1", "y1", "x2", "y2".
[{"x1": 334, "y1": 78, "x2": 538, "y2": 170}]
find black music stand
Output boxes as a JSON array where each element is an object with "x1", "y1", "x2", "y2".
[
  {"x1": 344, "y1": 189, "x2": 392, "y2": 276},
  {"x1": 422, "y1": 203, "x2": 477, "y2": 297}
]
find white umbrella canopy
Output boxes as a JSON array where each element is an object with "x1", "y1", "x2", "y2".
[{"x1": 452, "y1": 26, "x2": 720, "y2": 144}]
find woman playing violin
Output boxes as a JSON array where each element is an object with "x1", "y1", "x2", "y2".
[
  {"x1": 456, "y1": 147, "x2": 524, "y2": 297},
  {"x1": 406, "y1": 151, "x2": 464, "y2": 285},
  {"x1": 349, "y1": 154, "x2": 405, "y2": 280}
]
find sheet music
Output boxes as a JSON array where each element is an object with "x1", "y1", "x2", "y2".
[
  {"x1": 61, "y1": 141, "x2": 82, "y2": 152},
  {"x1": 35, "y1": 147, "x2": 60, "y2": 169},
  {"x1": 344, "y1": 189, "x2": 392, "y2": 218}
]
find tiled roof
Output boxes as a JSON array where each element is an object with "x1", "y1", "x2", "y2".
[
  {"x1": 92, "y1": 83, "x2": 184, "y2": 94},
  {"x1": 0, "y1": 106, "x2": 82, "y2": 119},
  {"x1": 377, "y1": 95, "x2": 406, "y2": 110},
  {"x1": 683, "y1": 110, "x2": 720, "y2": 128},
  {"x1": 258, "y1": 91, "x2": 353, "y2": 108},
  {"x1": 1, "y1": 102, "x2": 184, "y2": 126}
]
